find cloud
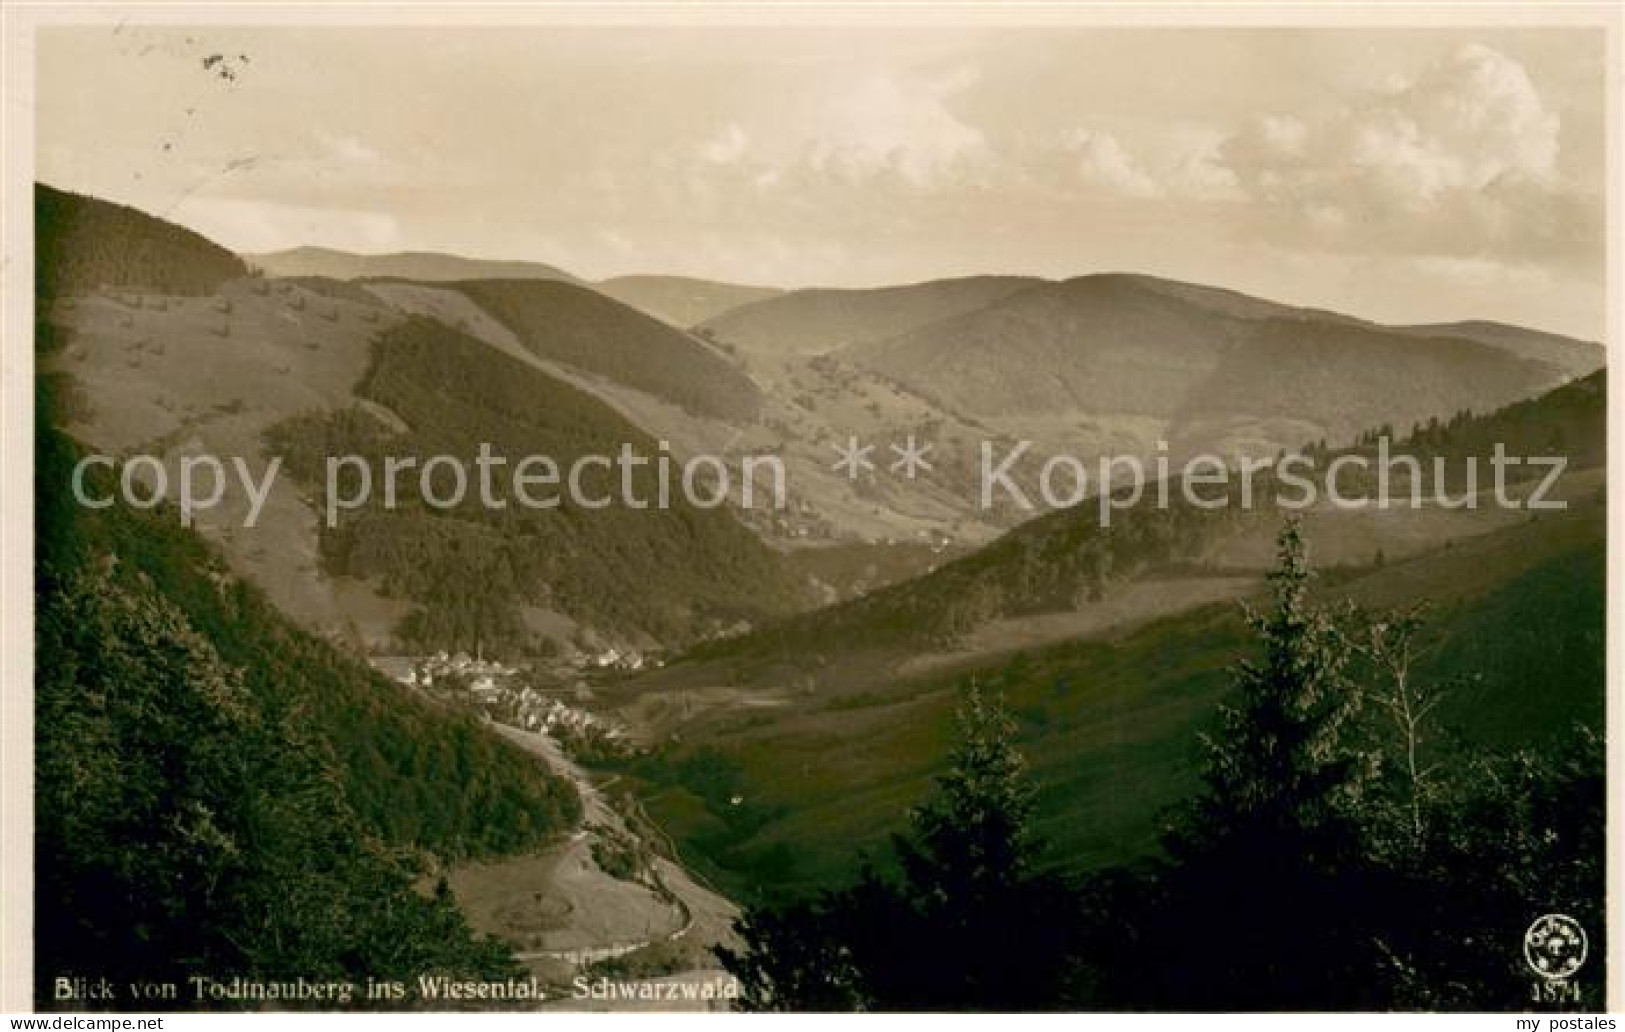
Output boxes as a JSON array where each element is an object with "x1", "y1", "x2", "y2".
[
  {"x1": 795, "y1": 63, "x2": 990, "y2": 189},
  {"x1": 632, "y1": 40, "x2": 1590, "y2": 279},
  {"x1": 638, "y1": 61, "x2": 1000, "y2": 236},
  {"x1": 1157, "y1": 128, "x2": 1244, "y2": 201},
  {"x1": 665, "y1": 62, "x2": 993, "y2": 197},
  {"x1": 698, "y1": 123, "x2": 749, "y2": 166},
  {"x1": 1064, "y1": 130, "x2": 1162, "y2": 199},
  {"x1": 1219, "y1": 43, "x2": 1590, "y2": 264},
  {"x1": 1396, "y1": 42, "x2": 1560, "y2": 188}
]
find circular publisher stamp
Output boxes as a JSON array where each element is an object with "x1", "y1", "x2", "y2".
[{"x1": 1525, "y1": 914, "x2": 1587, "y2": 981}]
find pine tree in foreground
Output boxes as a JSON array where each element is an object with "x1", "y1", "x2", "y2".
[
  {"x1": 1134, "y1": 517, "x2": 1379, "y2": 1008},
  {"x1": 1186, "y1": 518, "x2": 1370, "y2": 855},
  {"x1": 718, "y1": 683, "x2": 1084, "y2": 1011}
]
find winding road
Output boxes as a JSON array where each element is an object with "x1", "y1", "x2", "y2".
[{"x1": 478, "y1": 720, "x2": 741, "y2": 982}]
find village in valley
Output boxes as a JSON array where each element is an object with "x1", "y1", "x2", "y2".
[{"x1": 369, "y1": 647, "x2": 647, "y2": 758}]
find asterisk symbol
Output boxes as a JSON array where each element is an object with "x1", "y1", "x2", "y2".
[
  {"x1": 889, "y1": 435, "x2": 934, "y2": 479},
  {"x1": 831, "y1": 436, "x2": 875, "y2": 481}
]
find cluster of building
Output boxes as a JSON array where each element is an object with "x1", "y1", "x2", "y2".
[
  {"x1": 495, "y1": 685, "x2": 625, "y2": 741},
  {"x1": 588, "y1": 646, "x2": 655, "y2": 671},
  {"x1": 371, "y1": 652, "x2": 626, "y2": 743},
  {"x1": 393, "y1": 651, "x2": 519, "y2": 693}
]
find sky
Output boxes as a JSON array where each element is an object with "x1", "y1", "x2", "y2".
[{"x1": 35, "y1": 24, "x2": 1608, "y2": 339}]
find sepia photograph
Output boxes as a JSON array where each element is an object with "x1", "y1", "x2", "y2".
[{"x1": 1, "y1": 2, "x2": 1619, "y2": 1019}]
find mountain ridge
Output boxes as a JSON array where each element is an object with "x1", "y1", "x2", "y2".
[
  {"x1": 839, "y1": 273, "x2": 1597, "y2": 456},
  {"x1": 596, "y1": 274, "x2": 785, "y2": 328},
  {"x1": 248, "y1": 245, "x2": 582, "y2": 285},
  {"x1": 697, "y1": 274, "x2": 1046, "y2": 355}
]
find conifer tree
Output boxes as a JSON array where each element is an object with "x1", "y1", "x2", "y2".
[
  {"x1": 721, "y1": 683, "x2": 1083, "y2": 1011},
  {"x1": 1140, "y1": 518, "x2": 1378, "y2": 1008},
  {"x1": 1186, "y1": 518, "x2": 1369, "y2": 854},
  {"x1": 897, "y1": 681, "x2": 1038, "y2": 906}
]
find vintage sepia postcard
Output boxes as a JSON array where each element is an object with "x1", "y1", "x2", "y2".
[{"x1": 1, "y1": 1, "x2": 1619, "y2": 1019}]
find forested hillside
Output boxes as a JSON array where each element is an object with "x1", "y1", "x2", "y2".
[
  {"x1": 845, "y1": 274, "x2": 1584, "y2": 450},
  {"x1": 678, "y1": 369, "x2": 1603, "y2": 672},
  {"x1": 452, "y1": 279, "x2": 763, "y2": 421},
  {"x1": 36, "y1": 388, "x2": 583, "y2": 1006},
  {"x1": 267, "y1": 316, "x2": 811, "y2": 653},
  {"x1": 36, "y1": 183, "x2": 247, "y2": 298},
  {"x1": 1175, "y1": 316, "x2": 1573, "y2": 449},
  {"x1": 618, "y1": 501, "x2": 1603, "y2": 923},
  {"x1": 697, "y1": 275, "x2": 1041, "y2": 355},
  {"x1": 712, "y1": 526, "x2": 1604, "y2": 1010},
  {"x1": 1369, "y1": 369, "x2": 1606, "y2": 472},
  {"x1": 1395, "y1": 319, "x2": 1603, "y2": 377},
  {"x1": 32, "y1": 193, "x2": 585, "y2": 1007}
]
